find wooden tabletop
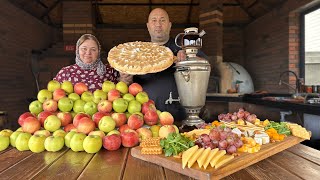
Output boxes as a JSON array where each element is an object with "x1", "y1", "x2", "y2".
[{"x1": 0, "y1": 144, "x2": 319, "y2": 180}]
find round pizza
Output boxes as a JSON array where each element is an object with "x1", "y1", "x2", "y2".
[{"x1": 107, "y1": 41, "x2": 174, "y2": 75}]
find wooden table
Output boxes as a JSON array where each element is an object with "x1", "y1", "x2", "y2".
[{"x1": 0, "y1": 144, "x2": 320, "y2": 180}]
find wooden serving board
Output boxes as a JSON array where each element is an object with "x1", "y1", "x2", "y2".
[{"x1": 131, "y1": 135, "x2": 306, "y2": 180}]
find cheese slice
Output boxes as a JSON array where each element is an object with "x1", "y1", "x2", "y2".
[
  {"x1": 215, "y1": 155, "x2": 234, "y2": 169},
  {"x1": 203, "y1": 148, "x2": 219, "y2": 169},
  {"x1": 210, "y1": 150, "x2": 226, "y2": 167},
  {"x1": 182, "y1": 145, "x2": 199, "y2": 169},
  {"x1": 187, "y1": 148, "x2": 204, "y2": 168},
  {"x1": 197, "y1": 148, "x2": 211, "y2": 168}
]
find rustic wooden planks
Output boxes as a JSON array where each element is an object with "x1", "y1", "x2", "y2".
[
  {"x1": 78, "y1": 147, "x2": 129, "y2": 180},
  {"x1": 0, "y1": 148, "x2": 69, "y2": 179},
  {"x1": 131, "y1": 135, "x2": 306, "y2": 180}
]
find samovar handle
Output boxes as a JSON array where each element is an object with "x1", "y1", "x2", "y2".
[
  {"x1": 175, "y1": 33, "x2": 185, "y2": 48},
  {"x1": 176, "y1": 66, "x2": 190, "y2": 82}
]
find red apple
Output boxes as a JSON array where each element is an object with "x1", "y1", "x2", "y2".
[
  {"x1": 121, "y1": 129, "x2": 139, "y2": 147},
  {"x1": 64, "y1": 123, "x2": 76, "y2": 132},
  {"x1": 107, "y1": 89, "x2": 121, "y2": 102},
  {"x1": 38, "y1": 111, "x2": 54, "y2": 127},
  {"x1": 73, "y1": 113, "x2": 90, "y2": 127},
  {"x1": 57, "y1": 112, "x2": 72, "y2": 127},
  {"x1": 53, "y1": 88, "x2": 66, "y2": 101},
  {"x1": 141, "y1": 100, "x2": 156, "y2": 115},
  {"x1": 118, "y1": 124, "x2": 132, "y2": 134},
  {"x1": 127, "y1": 114, "x2": 144, "y2": 130},
  {"x1": 77, "y1": 117, "x2": 95, "y2": 135},
  {"x1": 103, "y1": 134, "x2": 122, "y2": 150},
  {"x1": 97, "y1": 100, "x2": 113, "y2": 113},
  {"x1": 111, "y1": 113, "x2": 127, "y2": 127},
  {"x1": 74, "y1": 82, "x2": 88, "y2": 95},
  {"x1": 92, "y1": 112, "x2": 109, "y2": 127},
  {"x1": 159, "y1": 111, "x2": 174, "y2": 125},
  {"x1": 159, "y1": 125, "x2": 176, "y2": 138},
  {"x1": 42, "y1": 99, "x2": 58, "y2": 113},
  {"x1": 128, "y1": 83, "x2": 143, "y2": 96},
  {"x1": 136, "y1": 127, "x2": 152, "y2": 142},
  {"x1": 144, "y1": 110, "x2": 159, "y2": 126},
  {"x1": 18, "y1": 112, "x2": 35, "y2": 126},
  {"x1": 22, "y1": 116, "x2": 41, "y2": 134}
]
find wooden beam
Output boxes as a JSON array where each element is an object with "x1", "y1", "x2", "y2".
[
  {"x1": 187, "y1": 0, "x2": 193, "y2": 24},
  {"x1": 223, "y1": 3, "x2": 240, "y2": 6},
  {"x1": 247, "y1": 0, "x2": 258, "y2": 9},
  {"x1": 40, "y1": 0, "x2": 61, "y2": 19},
  {"x1": 235, "y1": 0, "x2": 254, "y2": 19},
  {"x1": 95, "y1": 2, "x2": 199, "y2": 6},
  {"x1": 94, "y1": 0, "x2": 103, "y2": 24},
  {"x1": 36, "y1": 0, "x2": 48, "y2": 8}
]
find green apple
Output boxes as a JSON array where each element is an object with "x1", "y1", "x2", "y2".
[
  {"x1": 73, "y1": 99, "x2": 86, "y2": 113},
  {"x1": 16, "y1": 132, "x2": 32, "y2": 151},
  {"x1": 0, "y1": 129, "x2": 13, "y2": 137},
  {"x1": 83, "y1": 135, "x2": 102, "y2": 153},
  {"x1": 93, "y1": 89, "x2": 107, "y2": 104},
  {"x1": 16, "y1": 127, "x2": 23, "y2": 132},
  {"x1": 173, "y1": 125, "x2": 179, "y2": 133},
  {"x1": 28, "y1": 134, "x2": 46, "y2": 153},
  {"x1": 44, "y1": 136, "x2": 64, "y2": 152},
  {"x1": 127, "y1": 100, "x2": 142, "y2": 114},
  {"x1": 0, "y1": 135, "x2": 10, "y2": 151},
  {"x1": 125, "y1": 112, "x2": 131, "y2": 119},
  {"x1": 37, "y1": 89, "x2": 53, "y2": 103},
  {"x1": 116, "y1": 81, "x2": 128, "y2": 94},
  {"x1": 84, "y1": 101, "x2": 98, "y2": 116},
  {"x1": 71, "y1": 111, "x2": 77, "y2": 118},
  {"x1": 102, "y1": 81, "x2": 116, "y2": 93},
  {"x1": 122, "y1": 93, "x2": 135, "y2": 102},
  {"x1": 58, "y1": 97, "x2": 74, "y2": 112},
  {"x1": 132, "y1": 112, "x2": 143, "y2": 117},
  {"x1": 47, "y1": 80, "x2": 61, "y2": 92},
  {"x1": 61, "y1": 81, "x2": 73, "y2": 94},
  {"x1": 136, "y1": 92, "x2": 149, "y2": 104},
  {"x1": 70, "y1": 133, "x2": 86, "y2": 152},
  {"x1": 10, "y1": 131, "x2": 23, "y2": 147},
  {"x1": 150, "y1": 125, "x2": 161, "y2": 137},
  {"x1": 64, "y1": 131, "x2": 76, "y2": 148},
  {"x1": 107, "y1": 130, "x2": 120, "y2": 136},
  {"x1": 44, "y1": 115, "x2": 61, "y2": 132},
  {"x1": 112, "y1": 98, "x2": 128, "y2": 113},
  {"x1": 98, "y1": 116, "x2": 116, "y2": 133},
  {"x1": 53, "y1": 129, "x2": 67, "y2": 138},
  {"x1": 88, "y1": 130, "x2": 105, "y2": 139},
  {"x1": 68, "y1": 93, "x2": 80, "y2": 101},
  {"x1": 29, "y1": 100, "x2": 43, "y2": 115},
  {"x1": 81, "y1": 91, "x2": 93, "y2": 102},
  {"x1": 156, "y1": 110, "x2": 161, "y2": 117}
]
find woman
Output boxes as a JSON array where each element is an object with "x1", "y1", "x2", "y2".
[{"x1": 54, "y1": 34, "x2": 129, "y2": 92}]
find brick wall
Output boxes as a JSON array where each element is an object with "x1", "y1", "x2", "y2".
[
  {"x1": 0, "y1": 1, "x2": 56, "y2": 129},
  {"x1": 223, "y1": 27, "x2": 244, "y2": 65},
  {"x1": 244, "y1": 0, "x2": 313, "y2": 93}
]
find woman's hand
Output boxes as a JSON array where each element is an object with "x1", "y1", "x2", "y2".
[{"x1": 119, "y1": 72, "x2": 133, "y2": 85}]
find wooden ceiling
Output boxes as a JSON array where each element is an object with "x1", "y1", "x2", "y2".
[{"x1": 9, "y1": 0, "x2": 287, "y2": 28}]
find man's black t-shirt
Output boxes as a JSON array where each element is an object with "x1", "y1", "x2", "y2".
[{"x1": 133, "y1": 38, "x2": 207, "y2": 121}]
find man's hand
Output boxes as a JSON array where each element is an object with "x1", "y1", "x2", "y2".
[
  {"x1": 176, "y1": 50, "x2": 186, "y2": 63},
  {"x1": 119, "y1": 72, "x2": 133, "y2": 85}
]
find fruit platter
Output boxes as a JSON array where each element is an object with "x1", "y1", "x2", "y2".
[{"x1": 0, "y1": 80, "x2": 311, "y2": 180}]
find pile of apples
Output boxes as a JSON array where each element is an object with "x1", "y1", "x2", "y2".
[{"x1": 0, "y1": 80, "x2": 178, "y2": 153}]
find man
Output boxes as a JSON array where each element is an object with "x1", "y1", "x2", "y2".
[{"x1": 133, "y1": 8, "x2": 207, "y2": 122}]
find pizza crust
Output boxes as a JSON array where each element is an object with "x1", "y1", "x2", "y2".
[{"x1": 108, "y1": 41, "x2": 174, "y2": 75}]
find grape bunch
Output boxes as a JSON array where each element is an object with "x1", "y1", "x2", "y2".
[
  {"x1": 218, "y1": 108, "x2": 257, "y2": 123},
  {"x1": 195, "y1": 126, "x2": 243, "y2": 154}
]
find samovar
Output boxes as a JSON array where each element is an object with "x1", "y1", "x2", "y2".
[{"x1": 174, "y1": 27, "x2": 211, "y2": 127}]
